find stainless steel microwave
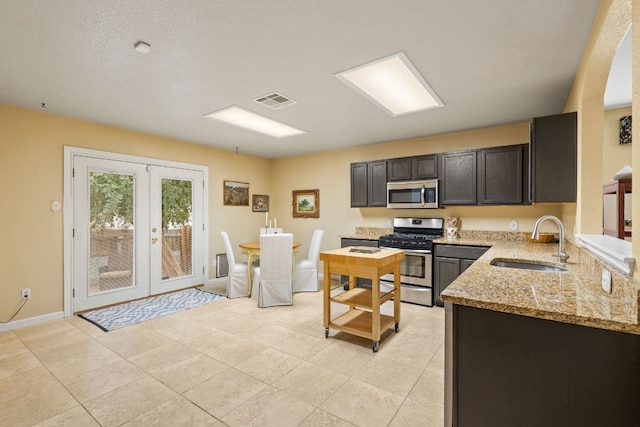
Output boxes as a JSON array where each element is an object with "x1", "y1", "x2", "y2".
[{"x1": 387, "y1": 179, "x2": 439, "y2": 209}]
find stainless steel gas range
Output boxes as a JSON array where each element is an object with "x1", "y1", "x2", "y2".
[{"x1": 378, "y1": 217, "x2": 444, "y2": 307}]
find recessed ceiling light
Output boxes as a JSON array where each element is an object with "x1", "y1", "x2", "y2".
[
  {"x1": 203, "y1": 106, "x2": 306, "y2": 138},
  {"x1": 335, "y1": 52, "x2": 444, "y2": 116}
]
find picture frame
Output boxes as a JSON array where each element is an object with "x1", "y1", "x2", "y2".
[
  {"x1": 252, "y1": 194, "x2": 269, "y2": 212},
  {"x1": 292, "y1": 189, "x2": 319, "y2": 218},
  {"x1": 223, "y1": 181, "x2": 249, "y2": 206},
  {"x1": 620, "y1": 115, "x2": 632, "y2": 145}
]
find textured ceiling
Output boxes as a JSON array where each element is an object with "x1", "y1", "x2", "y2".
[{"x1": 0, "y1": 1, "x2": 606, "y2": 159}]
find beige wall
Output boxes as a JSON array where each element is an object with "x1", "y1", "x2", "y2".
[
  {"x1": 565, "y1": 0, "x2": 631, "y2": 236},
  {"x1": 603, "y1": 106, "x2": 632, "y2": 183},
  {"x1": 0, "y1": 104, "x2": 272, "y2": 321},
  {"x1": 564, "y1": 0, "x2": 636, "y2": 264}
]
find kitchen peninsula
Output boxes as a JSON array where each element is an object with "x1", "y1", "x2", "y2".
[{"x1": 440, "y1": 233, "x2": 640, "y2": 426}]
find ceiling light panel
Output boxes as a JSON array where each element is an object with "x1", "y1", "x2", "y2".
[
  {"x1": 336, "y1": 52, "x2": 444, "y2": 116},
  {"x1": 204, "y1": 106, "x2": 306, "y2": 138}
]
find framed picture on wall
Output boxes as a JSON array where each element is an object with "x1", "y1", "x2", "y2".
[
  {"x1": 292, "y1": 189, "x2": 319, "y2": 218},
  {"x1": 223, "y1": 181, "x2": 249, "y2": 206},
  {"x1": 252, "y1": 194, "x2": 269, "y2": 212},
  {"x1": 620, "y1": 115, "x2": 632, "y2": 144}
]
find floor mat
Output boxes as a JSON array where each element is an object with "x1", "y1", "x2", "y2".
[{"x1": 78, "y1": 288, "x2": 225, "y2": 331}]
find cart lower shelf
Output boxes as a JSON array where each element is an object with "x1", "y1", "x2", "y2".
[{"x1": 325, "y1": 309, "x2": 398, "y2": 352}]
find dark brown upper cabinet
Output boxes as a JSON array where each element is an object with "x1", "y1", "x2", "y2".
[
  {"x1": 387, "y1": 154, "x2": 438, "y2": 181},
  {"x1": 530, "y1": 112, "x2": 577, "y2": 203},
  {"x1": 477, "y1": 145, "x2": 525, "y2": 204},
  {"x1": 350, "y1": 160, "x2": 387, "y2": 207},
  {"x1": 440, "y1": 150, "x2": 477, "y2": 205}
]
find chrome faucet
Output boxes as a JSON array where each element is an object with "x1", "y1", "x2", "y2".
[{"x1": 531, "y1": 215, "x2": 569, "y2": 263}]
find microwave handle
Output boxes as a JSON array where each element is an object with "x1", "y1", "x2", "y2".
[{"x1": 421, "y1": 184, "x2": 425, "y2": 207}]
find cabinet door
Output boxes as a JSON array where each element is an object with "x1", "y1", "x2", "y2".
[
  {"x1": 350, "y1": 162, "x2": 368, "y2": 207},
  {"x1": 368, "y1": 160, "x2": 388, "y2": 207},
  {"x1": 460, "y1": 258, "x2": 476, "y2": 274},
  {"x1": 387, "y1": 157, "x2": 412, "y2": 181},
  {"x1": 478, "y1": 145, "x2": 523, "y2": 204},
  {"x1": 434, "y1": 257, "x2": 461, "y2": 306},
  {"x1": 412, "y1": 154, "x2": 438, "y2": 179},
  {"x1": 531, "y1": 112, "x2": 577, "y2": 203},
  {"x1": 440, "y1": 151, "x2": 477, "y2": 205},
  {"x1": 453, "y1": 305, "x2": 640, "y2": 426}
]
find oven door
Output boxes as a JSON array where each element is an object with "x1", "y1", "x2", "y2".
[{"x1": 379, "y1": 248, "x2": 432, "y2": 287}]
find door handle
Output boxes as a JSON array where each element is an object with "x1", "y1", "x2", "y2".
[{"x1": 151, "y1": 237, "x2": 158, "y2": 243}]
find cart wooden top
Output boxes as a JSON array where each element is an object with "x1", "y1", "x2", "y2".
[{"x1": 320, "y1": 246, "x2": 404, "y2": 267}]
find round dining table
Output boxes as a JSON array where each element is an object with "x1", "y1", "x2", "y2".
[{"x1": 239, "y1": 241, "x2": 301, "y2": 296}]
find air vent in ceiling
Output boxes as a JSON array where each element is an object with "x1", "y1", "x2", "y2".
[{"x1": 253, "y1": 92, "x2": 296, "y2": 110}]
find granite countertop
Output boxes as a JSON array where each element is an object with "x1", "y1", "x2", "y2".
[
  {"x1": 339, "y1": 226, "x2": 393, "y2": 241},
  {"x1": 440, "y1": 237, "x2": 640, "y2": 335}
]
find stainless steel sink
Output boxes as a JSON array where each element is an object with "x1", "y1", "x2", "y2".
[{"x1": 490, "y1": 258, "x2": 568, "y2": 272}]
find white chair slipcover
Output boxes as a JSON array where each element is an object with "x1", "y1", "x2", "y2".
[
  {"x1": 251, "y1": 233, "x2": 294, "y2": 307},
  {"x1": 221, "y1": 231, "x2": 251, "y2": 298},
  {"x1": 293, "y1": 229, "x2": 325, "y2": 292}
]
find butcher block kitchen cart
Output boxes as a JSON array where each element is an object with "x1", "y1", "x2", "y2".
[{"x1": 320, "y1": 247, "x2": 404, "y2": 352}]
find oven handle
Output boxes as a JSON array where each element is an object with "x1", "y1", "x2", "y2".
[{"x1": 380, "y1": 246, "x2": 432, "y2": 255}]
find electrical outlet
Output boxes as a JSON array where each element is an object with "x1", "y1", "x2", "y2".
[
  {"x1": 601, "y1": 269, "x2": 612, "y2": 293},
  {"x1": 21, "y1": 288, "x2": 31, "y2": 299}
]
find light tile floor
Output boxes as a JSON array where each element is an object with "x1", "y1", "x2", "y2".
[{"x1": 0, "y1": 287, "x2": 445, "y2": 427}]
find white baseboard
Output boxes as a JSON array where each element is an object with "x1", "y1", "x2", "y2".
[
  {"x1": 0, "y1": 311, "x2": 65, "y2": 332},
  {"x1": 206, "y1": 277, "x2": 228, "y2": 286}
]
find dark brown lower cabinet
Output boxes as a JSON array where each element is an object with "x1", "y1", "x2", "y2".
[
  {"x1": 450, "y1": 305, "x2": 640, "y2": 427},
  {"x1": 340, "y1": 238, "x2": 378, "y2": 288},
  {"x1": 434, "y1": 245, "x2": 488, "y2": 306}
]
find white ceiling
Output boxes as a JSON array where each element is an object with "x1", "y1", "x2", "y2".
[
  {"x1": 604, "y1": 28, "x2": 632, "y2": 110},
  {"x1": 0, "y1": 1, "x2": 607, "y2": 159}
]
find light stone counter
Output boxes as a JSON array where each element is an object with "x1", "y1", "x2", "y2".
[
  {"x1": 339, "y1": 227, "x2": 393, "y2": 241},
  {"x1": 439, "y1": 235, "x2": 640, "y2": 335}
]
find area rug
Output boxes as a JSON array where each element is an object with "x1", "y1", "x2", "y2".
[{"x1": 78, "y1": 288, "x2": 225, "y2": 331}]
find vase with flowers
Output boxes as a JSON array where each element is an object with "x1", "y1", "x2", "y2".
[{"x1": 446, "y1": 216, "x2": 459, "y2": 239}]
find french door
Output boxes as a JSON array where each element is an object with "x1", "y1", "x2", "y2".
[{"x1": 70, "y1": 154, "x2": 205, "y2": 312}]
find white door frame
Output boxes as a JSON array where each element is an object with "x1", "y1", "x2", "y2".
[{"x1": 63, "y1": 146, "x2": 209, "y2": 316}]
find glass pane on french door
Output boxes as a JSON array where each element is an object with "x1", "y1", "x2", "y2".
[
  {"x1": 149, "y1": 166, "x2": 204, "y2": 295},
  {"x1": 90, "y1": 171, "x2": 135, "y2": 293},
  {"x1": 73, "y1": 157, "x2": 149, "y2": 312},
  {"x1": 161, "y1": 178, "x2": 193, "y2": 280}
]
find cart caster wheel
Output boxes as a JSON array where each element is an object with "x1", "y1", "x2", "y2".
[
  {"x1": 324, "y1": 328, "x2": 329, "y2": 338},
  {"x1": 372, "y1": 342, "x2": 379, "y2": 352},
  {"x1": 394, "y1": 323, "x2": 399, "y2": 333}
]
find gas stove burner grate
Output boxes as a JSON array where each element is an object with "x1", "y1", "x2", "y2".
[
  {"x1": 386, "y1": 233, "x2": 438, "y2": 240},
  {"x1": 379, "y1": 217, "x2": 444, "y2": 250}
]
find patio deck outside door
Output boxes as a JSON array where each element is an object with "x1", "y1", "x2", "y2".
[{"x1": 71, "y1": 154, "x2": 205, "y2": 312}]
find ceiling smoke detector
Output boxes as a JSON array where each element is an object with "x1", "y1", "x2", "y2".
[
  {"x1": 134, "y1": 41, "x2": 151, "y2": 54},
  {"x1": 253, "y1": 92, "x2": 296, "y2": 110}
]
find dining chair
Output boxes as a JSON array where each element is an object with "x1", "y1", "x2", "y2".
[
  {"x1": 293, "y1": 229, "x2": 325, "y2": 292},
  {"x1": 251, "y1": 233, "x2": 294, "y2": 307},
  {"x1": 221, "y1": 231, "x2": 252, "y2": 298}
]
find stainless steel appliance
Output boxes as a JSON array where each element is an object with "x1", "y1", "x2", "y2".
[
  {"x1": 378, "y1": 217, "x2": 444, "y2": 306},
  {"x1": 387, "y1": 179, "x2": 439, "y2": 209}
]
